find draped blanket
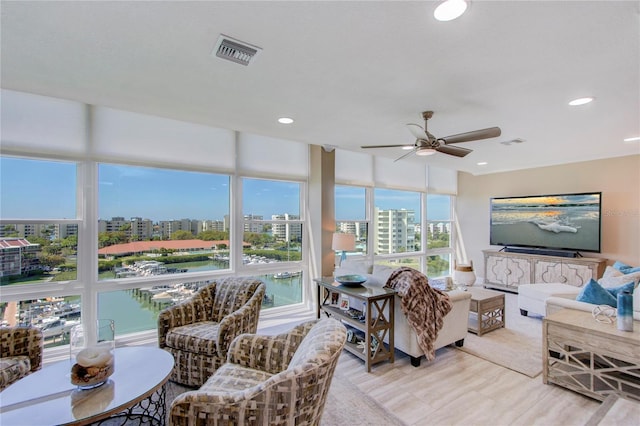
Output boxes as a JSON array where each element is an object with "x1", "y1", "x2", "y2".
[{"x1": 384, "y1": 267, "x2": 452, "y2": 361}]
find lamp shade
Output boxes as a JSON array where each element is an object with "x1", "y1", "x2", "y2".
[{"x1": 332, "y1": 233, "x2": 356, "y2": 252}]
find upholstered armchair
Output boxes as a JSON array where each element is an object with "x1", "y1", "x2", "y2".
[
  {"x1": 158, "y1": 277, "x2": 266, "y2": 387},
  {"x1": 169, "y1": 318, "x2": 347, "y2": 426},
  {"x1": 0, "y1": 325, "x2": 44, "y2": 391}
]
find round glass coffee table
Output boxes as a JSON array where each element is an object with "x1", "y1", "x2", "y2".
[{"x1": 0, "y1": 346, "x2": 174, "y2": 425}]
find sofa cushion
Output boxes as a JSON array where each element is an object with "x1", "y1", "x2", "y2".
[
  {"x1": 165, "y1": 321, "x2": 220, "y2": 356},
  {"x1": 605, "y1": 281, "x2": 636, "y2": 299},
  {"x1": 576, "y1": 279, "x2": 617, "y2": 307},
  {"x1": 613, "y1": 261, "x2": 640, "y2": 274},
  {"x1": 201, "y1": 363, "x2": 274, "y2": 393},
  {"x1": 598, "y1": 270, "x2": 640, "y2": 289}
]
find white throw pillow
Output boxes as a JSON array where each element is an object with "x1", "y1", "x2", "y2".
[
  {"x1": 371, "y1": 264, "x2": 395, "y2": 287},
  {"x1": 598, "y1": 270, "x2": 640, "y2": 289},
  {"x1": 601, "y1": 265, "x2": 623, "y2": 279}
]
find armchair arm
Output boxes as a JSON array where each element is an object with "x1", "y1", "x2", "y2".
[
  {"x1": 157, "y1": 283, "x2": 217, "y2": 348},
  {"x1": 215, "y1": 283, "x2": 266, "y2": 356},
  {"x1": 0, "y1": 326, "x2": 44, "y2": 373},
  {"x1": 226, "y1": 320, "x2": 317, "y2": 374}
]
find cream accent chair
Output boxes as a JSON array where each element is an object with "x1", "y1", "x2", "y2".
[
  {"x1": 335, "y1": 261, "x2": 472, "y2": 367},
  {"x1": 158, "y1": 277, "x2": 266, "y2": 387},
  {"x1": 169, "y1": 318, "x2": 347, "y2": 426},
  {"x1": 0, "y1": 325, "x2": 44, "y2": 391}
]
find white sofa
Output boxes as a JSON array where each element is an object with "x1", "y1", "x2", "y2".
[
  {"x1": 335, "y1": 261, "x2": 471, "y2": 367},
  {"x1": 545, "y1": 267, "x2": 640, "y2": 320}
]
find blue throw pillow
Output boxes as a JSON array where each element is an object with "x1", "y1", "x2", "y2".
[
  {"x1": 605, "y1": 281, "x2": 635, "y2": 299},
  {"x1": 612, "y1": 261, "x2": 640, "y2": 274},
  {"x1": 576, "y1": 279, "x2": 617, "y2": 307}
]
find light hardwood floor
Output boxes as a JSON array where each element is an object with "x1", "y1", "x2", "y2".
[
  {"x1": 334, "y1": 347, "x2": 601, "y2": 426},
  {"x1": 263, "y1": 292, "x2": 609, "y2": 426}
]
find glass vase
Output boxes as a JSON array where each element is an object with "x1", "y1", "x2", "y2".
[{"x1": 70, "y1": 319, "x2": 115, "y2": 389}]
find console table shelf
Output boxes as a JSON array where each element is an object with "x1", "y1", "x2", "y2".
[
  {"x1": 314, "y1": 277, "x2": 395, "y2": 372},
  {"x1": 483, "y1": 249, "x2": 606, "y2": 292}
]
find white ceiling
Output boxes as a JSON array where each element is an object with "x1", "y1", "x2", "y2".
[{"x1": 1, "y1": 1, "x2": 639, "y2": 175}]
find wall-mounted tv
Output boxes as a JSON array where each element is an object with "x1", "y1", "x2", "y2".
[{"x1": 490, "y1": 192, "x2": 602, "y2": 254}]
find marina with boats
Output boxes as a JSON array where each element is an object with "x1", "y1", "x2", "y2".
[{"x1": 2, "y1": 259, "x2": 301, "y2": 346}]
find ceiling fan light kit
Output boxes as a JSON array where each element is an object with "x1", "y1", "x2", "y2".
[{"x1": 361, "y1": 110, "x2": 501, "y2": 162}]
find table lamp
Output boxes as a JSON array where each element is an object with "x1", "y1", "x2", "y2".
[{"x1": 332, "y1": 233, "x2": 356, "y2": 267}]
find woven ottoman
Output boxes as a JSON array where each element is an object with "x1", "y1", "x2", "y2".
[{"x1": 518, "y1": 283, "x2": 582, "y2": 317}]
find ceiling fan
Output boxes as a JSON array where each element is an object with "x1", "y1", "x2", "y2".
[{"x1": 361, "y1": 111, "x2": 501, "y2": 162}]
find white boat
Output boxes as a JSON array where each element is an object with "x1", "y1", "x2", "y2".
[
  {"x1": 39, "y1": 318, "x2": 80, "y2": 339},
  {"x1": 273, "y1": 272, "x2": 292, "y2": 279}
]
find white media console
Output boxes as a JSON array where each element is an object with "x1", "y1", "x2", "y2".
[{"x1": 482, "y1": 249, "x2": 607, "y2": 293}]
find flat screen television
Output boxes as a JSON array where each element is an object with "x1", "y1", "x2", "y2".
[{"x1": 490, "y1": 192, "x2": 602, "y2": 254}]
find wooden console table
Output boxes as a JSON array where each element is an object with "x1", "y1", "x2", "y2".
[
  {"x1": 314, "y1": 277, "x2": 394, "y2": 372},
  {"x1": 543, "y1": 309, "x2": 640, "y2": 401},
  {"x1": 483, "y1": 250, "x2": 606, "y2": 293}
]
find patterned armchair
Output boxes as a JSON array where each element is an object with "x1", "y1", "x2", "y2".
[
  {"x1": 169, "y1": 318, "x2": 347, "y2": 426},
  {"x1": 158, "y1": 277, "x2": 266, "y2": 387},
  {"x1": 0, "y1": 325, "x2": 44, "y2": 391}
]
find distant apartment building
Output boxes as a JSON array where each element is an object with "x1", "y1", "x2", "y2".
[
  {"x1": 158, "y1": 219, "x2": 199, "y2": 239},
  {"x1": 0, "y1": 238, "x2": 41, "y2": 277},
  {"x1": 427, "y1": 222, "x2": 451, "y2": 235},
  {"x1": 99, "y1": 217, "x2": 153, "y2": 240},
  {"x1": 55, "y1": 223, "x2": 78, "y2": 239},
  {"x1": 271, "y1": 214, "x2": 302, "y2": 241},
  {"x1": 0, "y1": 224, "x2": 54, "y2": 239},
  {"x1": 243, "y1": 214, "x2": 265, "y2": 233},
  {"x1": 336, "y1": 221, "x2": 368, "y2": 242},
  {"x1": 373, "y1": 208, "x2": 416, "y2": 254},
  {"x1": 202, "y1": 220, "x2": 226, "y2": 232}
]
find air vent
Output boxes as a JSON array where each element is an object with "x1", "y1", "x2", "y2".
[{"x1": 213, "y1": 35, "x2": 261, "y2": 66}]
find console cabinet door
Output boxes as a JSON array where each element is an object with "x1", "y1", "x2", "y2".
[
  {"x1": 534, "y1": 260, "x2": 596, "y2": 287},
  {"x1": 485, "y1": 254, "x2": 531, "y2": 289}
]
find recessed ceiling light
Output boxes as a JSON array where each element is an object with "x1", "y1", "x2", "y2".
[
  {"x1": 434, "y1": 0, "x2": 468, "y2": 22},
  {"x1": 568, "y1": 97, "x2": 594, "y2": 106},
  {"x1": 623, "y1": 136, "x2": 640, "y2": 142},
  {"x1": 402, "y1": 146, "x2": 414, "y2": 150},
  {"x1": 278, "y1": 117, "x2": 294, "y2": 124},
  {"x1": 477, "y1": 162, "x2": 488, "y2": 166}
]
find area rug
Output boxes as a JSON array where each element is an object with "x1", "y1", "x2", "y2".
[
  {"x1": 165, "y1": 369, "x2": 405, "y2": 426},
  {"x1": 456, "y1": 291, "x2": 544, "y2": 378}
]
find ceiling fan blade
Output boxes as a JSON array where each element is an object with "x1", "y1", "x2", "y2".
[
  {"x1": 394, "y1": 147, "x2": 418, "y2": 162},
  {"x1": 361, "y1": 144, "x2": 412, "y2": 149},
  {"x1": 406, "y1": 123, "x2": 427, "y2": 140},
  {"x1": 436, "y1": 144, "x2": 473, "y2": 158},
  {"x1": 440, "y1": 127, "x2": 502, "y2": 144}
]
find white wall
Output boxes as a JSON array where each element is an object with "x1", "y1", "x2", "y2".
[{"x1": 457, "y1": 155, "x2": 640, "y2": 281}]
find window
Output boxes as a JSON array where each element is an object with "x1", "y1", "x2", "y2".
[
  {"x1": 426, "y1": 194, "x2": 454, "y2": 278},
  {"x1": 98, "y1": 164, "x2": 231, "y2": 281},
  {"x1": 241, "y1": 178, "x2": 304, "y2": 308},
  {"x1": 1, "y1": 157, "x2": 79, "y2": 284},
  {"x1": 335, "y1": 185, "x2": 368, "y2": 256},
  {"x1": 373, "y1": 188, "x2": 420, "y2": 255}
]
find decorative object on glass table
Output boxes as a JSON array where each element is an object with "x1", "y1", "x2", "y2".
[
  {"x1": 332, "y1": 233, "x2": 356, "y2": 267},
  {"x1": 70, "y1": 319, "x2": 115, "y2": 389}
]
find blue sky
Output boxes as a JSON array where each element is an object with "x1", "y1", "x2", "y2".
[{"x1": 1, "y1": 157, "x2": 450, "y2": 221}]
